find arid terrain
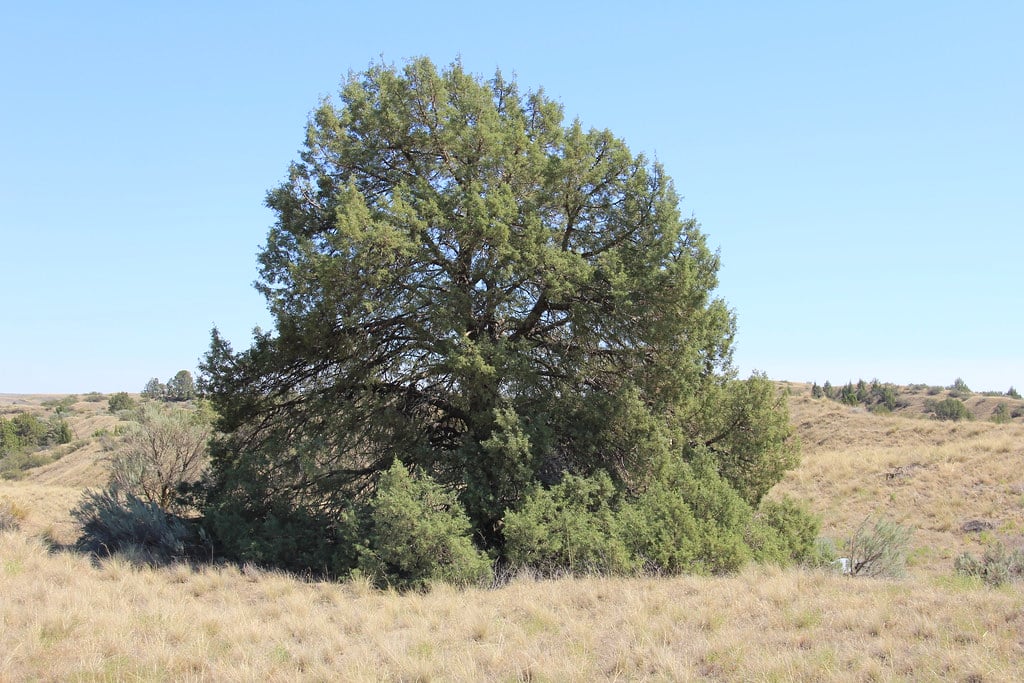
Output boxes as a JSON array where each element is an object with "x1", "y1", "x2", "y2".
[{"x1": 2, "y1": 384, "x2": 1023, "y2": 681}]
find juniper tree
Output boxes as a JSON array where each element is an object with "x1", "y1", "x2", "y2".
[{"x1": 200, "y1": 58, "x2": 797, "y2": 572}]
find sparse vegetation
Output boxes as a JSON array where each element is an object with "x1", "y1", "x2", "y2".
[
  {"x1": 813, "y1": 378, "x2": 905, "y2": 413},
  {"x1": 843, "y1": 516, "x2": 912, "y2": 578},
  {"x1": 991, "y1": 402, "x2": 1011, "y2": 424},
  {"x1": 955, "y1": 542, "x2": 1024, "y2": 587},
  {"x1": 107, "y1": 403, "x2": 211, "y2": 513},
  {"x1": 0, "y1": 499, "x2": 21, "y2": 531},
  {"x1": 948, "y1": 377, "x2": 972, "y2": 399}
]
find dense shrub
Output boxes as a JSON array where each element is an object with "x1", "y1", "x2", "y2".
[
  {"x1": 623, "y1": 456, "x2": 753, "y2": 574},
  {"x1": 505, "y1": 455, "x2": 782, "y2": 577},
  {"x1": 505, "y1": 471, "x2": 632, "y2": 575},
  {"x1": 71, "y1": 487, "x2": 196, "y2": 564},
  {"x1": 991, "y1": 403, "x2": 1011, "y2": 424},
  {"x1": 357, "y1": 461, "x2": 492, "y2": 591},
  {"x1": 1008, "y1": 386, "x2": 1022, "y2": 400},
  {"x1": 1, "y1": 412, "x2": 71, "y2": 477},
  {"x1": 926, "y1": 397, "x2": 972, "y2": 421},
  {"x1": 844, "y1": 517, "x2": 912, "y2": 577},
  {"x1": 107, "y1": 392, "x2": 137, "y2": 413},
  {"x1": 954, "y1": 542, "x2": 1024, "y2": 587},
  {"x1": 746, "y1": 496, "x2": 821, "y2": 566}
]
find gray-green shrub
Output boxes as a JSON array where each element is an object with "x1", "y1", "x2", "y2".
[
  {"x1": 71, "y1": 487, "x2": 195, "y2": 564},
  {"x1": 844, "y1": 517, "x2": 912, "y2": 577},
  {"x1": 954, "y1": 542, "x2": 1024, "y2": 587}
]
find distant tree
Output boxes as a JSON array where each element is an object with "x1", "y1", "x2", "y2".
[
  {"x1": 811, "y1": 383, "x2": 824, "y2": 399},
  {"x1": 141, "y1": 378, "x2": 166, "y2": 400},
  {"x1": 1007, "y1": 386, "x2": 1021, "y2": 400},
  {"x1": 949, "y1": 377, "x2": 971, "y2": 398},
  {"x1": 165, "y1": 370, "x2": 196, "y2": 402},
  {"x1": 991, "y1": 402, "x2": 1011, "y2": 424}
]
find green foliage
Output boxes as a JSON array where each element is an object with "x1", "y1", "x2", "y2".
[
  {"x1": 746, "y1": 496, "x2": 822, "y2": 566},
  {"x1": 141, "y1": 372, "x2": 196, "y2": 402},
  {"x1": 1008, "y1": 386, "x2": 1022, "y2": 400},
  {"x1": 198, "y1": 58, "x2": 802, "y2": 582},
  {"x1": 0, "y1": 412, "x2": 71, "y2": 477},
  {"x1": 925, "y1": 397, "x2": 972, "y2": 421},
  {"x1": 10, "y1": 412, "x2": 47, "y2": 445},
  {"x1": 844, "y1": 517, "x2": 912, "y2": 577},
  {"x1": 357, "y1": 461, "x2": 492, "y2": 590},
  {"x1": 166, "y1": 370, "x2": 196, "y2": 402},
  {"x1": 505, "y1": 456, "x2": 774, "y2": 576},
  {"x1": 991, "y1": 402, "x2": 1011, "y2": 424},
  {"x1": 71, "y1": 487, "x2": 196, "y2": 564},
  {"x1": 948, "y1": 377, "x2": 972, "y2": 399},
  {"x1": 811, "y1": 383, "x2": 824, "y2": 399},
  {"x1": 954, "y1": 542, "x2": 1024, "y2": 587},
  {"x1": 50, "y1": 418, "x2": 72, "y2": 445},
  {"x1": 108, "y1": 392, "x2": 137, "y2": 413},
  {"x1": 621, "y1": 455, "x2": 753, "y2": 574},
  {"x1": 504, "y1": 471, "x2": 632, "y2": 575},
  {"x1": 141, "y1": 378, "x2": 166, "y2": 400},
  {"x1": 693, "y1": 375, "x2": 799, "y2": 506},
  {"x1": 819, "y1": 378, "x2": 904, "y2": 413}
]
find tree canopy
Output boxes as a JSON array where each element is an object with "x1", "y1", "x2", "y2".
[{"x1": 200, "y1": 58, "x2": 803, "y2": 583}]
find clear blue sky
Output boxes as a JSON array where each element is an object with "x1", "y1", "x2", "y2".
[{"x1": 2, "y1": 1, "x2": 1021, "y2": 394}]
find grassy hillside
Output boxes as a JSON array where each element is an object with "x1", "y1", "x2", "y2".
[{"x1": 2, "y1": 386, "x2": 1023, "y2": 681}]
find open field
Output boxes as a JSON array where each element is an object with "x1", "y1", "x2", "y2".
[{"x1": 2, "y1": 385, "x2": 1024, "y2": 680}]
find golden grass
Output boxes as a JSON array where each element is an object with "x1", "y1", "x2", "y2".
[
  {"x1": 779, "y1": 391, "x2": 1024, "y2": 573},
  {"x1": 1, "y1": 388, "x2": 1023, "y2": 681},
  {"x1": 2, "y1": 529, "x2": 1023, "y2": 681}
]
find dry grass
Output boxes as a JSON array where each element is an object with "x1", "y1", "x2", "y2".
[
  {"x1": 2, "y1": 530, "x2": 1022, "y2": 681},
  {"x1": 2, "y1": 388, "x2": 1024, "y2": 681}
]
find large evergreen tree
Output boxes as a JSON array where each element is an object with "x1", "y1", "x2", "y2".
[{"x1": 200, "y1": 58, "x2": 798, "y2": 576}]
